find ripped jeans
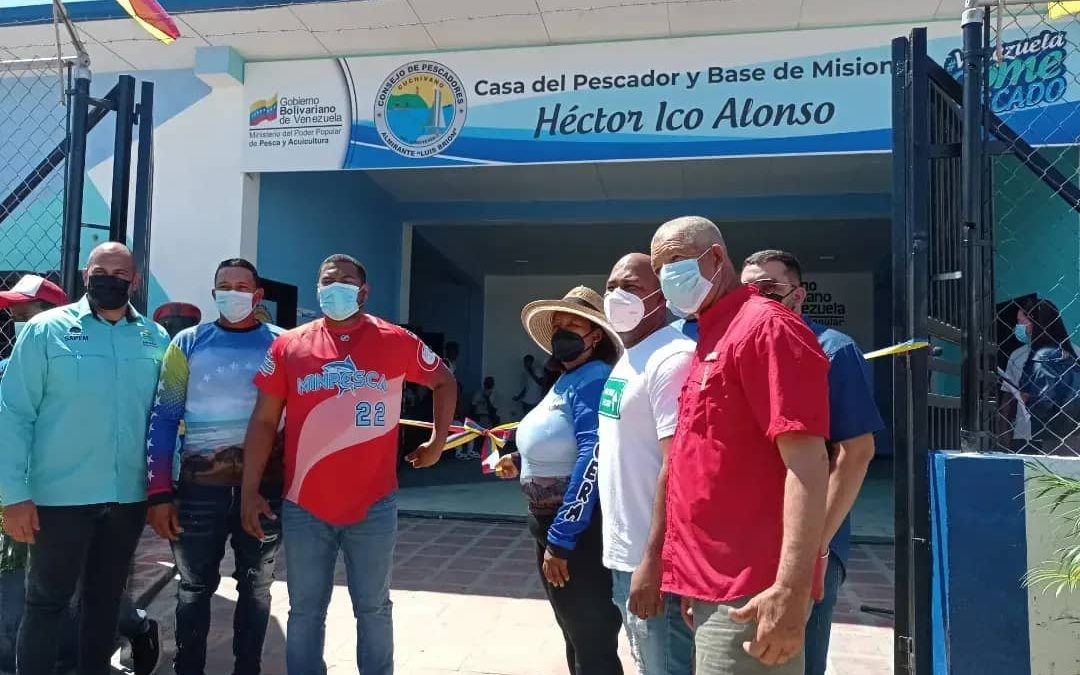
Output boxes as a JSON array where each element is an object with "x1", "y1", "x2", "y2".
[{"x1": 171, "y1": 482, "x2": 282, "y2": 675}]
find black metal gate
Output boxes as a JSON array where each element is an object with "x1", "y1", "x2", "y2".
[
  {"x1": 891, "y1": 26, "x2": 958, "y2": 675},
  {"x1": 1, "y1": 51, "x2": 157, "y2": 367},
  {"x1": 892, "y1": 8, "x2": 1080, "y2": 672}
]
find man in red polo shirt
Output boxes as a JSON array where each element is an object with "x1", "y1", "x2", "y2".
[
  {"x1": 240, "y1": 253, "x2": 456, "y2": 675},
  {"x1": 650, "y1": 216, "x2": 830, "y2": 674}
]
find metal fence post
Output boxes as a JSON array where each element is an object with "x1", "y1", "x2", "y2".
[
  {"x1": 131, "y1": 80, "x2": 155, "y2": 314},
  {"x1": 890, "y1": 33, "x2": 916, "y2": 674},
  {"x1": 109, "y1": 74, "x2": 136, "y2": 244},
  {"x1": 60, "y1": 60, "x2": 90, "y2": 300},
  {"x1": 960, "y1": 5, "x2": 987, "y2": 452}
]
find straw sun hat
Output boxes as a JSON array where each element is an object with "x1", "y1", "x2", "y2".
[{"x1": 521, "y1": 286, "x2": 623, "y2": 357}]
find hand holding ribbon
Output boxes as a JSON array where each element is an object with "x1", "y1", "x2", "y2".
[{"x1": 400, "y1": 418, "x2": 519, "y2": 474}]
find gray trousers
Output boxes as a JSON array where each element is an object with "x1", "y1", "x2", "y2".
[{"x1": 692, "y1": 598, "x2": 804, "y2": 675}]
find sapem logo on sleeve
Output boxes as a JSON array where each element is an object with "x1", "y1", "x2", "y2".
[{"x1": 599, "y1": 378, "x2": 626, "y2": 419}]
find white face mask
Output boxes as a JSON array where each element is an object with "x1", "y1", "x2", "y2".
[
  {"x1": 215, "y1": 290, "x2": 255, "y2": 324},
  {"x1": 604, "y1": 287, "x2": 662, "y2": 333},
  {"x1": 12, "y1": 321, "x2": 27, "y2": 344}
]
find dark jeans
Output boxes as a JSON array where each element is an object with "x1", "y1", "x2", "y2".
[
  {"x1": 804, "y1": 551, "x2": 846, "y2": 675},
  {"x1": 0, "y1": 568, "x2": 24, "y2": 671},
  {"x1": 18, "y1": 502, "x2": 147, "y2": 675},
  {"x1": 116, "y1": 580, "x2": 151, "y2": 639},
  {"x1": 527, "y1": 511, "x2": 623, "y2": 675},
  {"x1": 171, "y1": 483, "x2": 282, "y2": 675},
  {"x1": 0, "y1": 566, "x2": 148, "y2": 673}
]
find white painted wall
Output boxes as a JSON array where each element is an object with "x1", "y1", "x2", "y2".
[
  {"x1": 483, "y1": 274, "x2": 607, "y2": 421},
  {"x1": 1024, "y1": 456, "x2": 1080, "y2": 675},
  {"x1": 87, "y1": 80, "x2": 251, "y2": 320}
]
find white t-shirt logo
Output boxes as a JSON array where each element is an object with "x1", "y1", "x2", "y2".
[{"x1": 599, "y1": 379, "x2": 626, "y2": 419}]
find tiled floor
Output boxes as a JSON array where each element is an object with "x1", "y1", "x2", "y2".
[{"x1": 134, "y1": 517, "x2": 894, "y2": 675}]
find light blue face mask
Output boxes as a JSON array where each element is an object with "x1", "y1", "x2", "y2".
[
  {"x1": 667, "y1": 302, "x2": 690, "y2": 320},
  {"x1": 318, "y1": 282, "x2": 361, "y2": 321},
  {"x1": 1014, "y1": 323, "x2": 1030, "y2": 344},
  {"x1": 214, "y1": 290, "x2": 255, "y2": 324},
  {"x1": 660, "y1": 249, "x2": 721, "y2": 316}
]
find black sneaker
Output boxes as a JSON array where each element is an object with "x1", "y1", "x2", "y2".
[{"x1": 130, "y1": 619, "x2": 163, "y2": 675}]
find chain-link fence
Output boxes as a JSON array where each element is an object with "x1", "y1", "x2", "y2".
[
  {"x1": 0, "y1": 51, "x2": 72, "y2": 368},
  {"x1": 960, "y1": 2, "x2": 1080, "y2": 457}
]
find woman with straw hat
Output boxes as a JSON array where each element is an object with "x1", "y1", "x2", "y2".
[{"x1": 495, "y1": 286, "x2": 625, "y2": 675}]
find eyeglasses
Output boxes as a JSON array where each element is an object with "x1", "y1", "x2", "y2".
[{"x1": 748, "y1": 278, "x2": 796, "y2": 295}]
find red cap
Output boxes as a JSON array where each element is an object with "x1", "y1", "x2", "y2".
[
  {"x1": 0, "y1": 274, "x2": 68, "y2": 310},
  {"x1": 153, "y1": 302, "x2": 202, "y2": 324}
]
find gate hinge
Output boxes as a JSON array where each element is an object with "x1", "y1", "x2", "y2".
[{"x1": 898, "y1": 636, "x2": 915, "y2": 672}]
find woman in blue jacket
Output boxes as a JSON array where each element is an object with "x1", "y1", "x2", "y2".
[
  {"x1": 1018, "y1": 298, "x2": 1080, "y2": 455},
  {"x1": 496, "y1": 286, "x2": 624, "y2": 675}
]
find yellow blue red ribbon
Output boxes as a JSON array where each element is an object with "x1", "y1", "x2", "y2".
[
  {"x1": 400, "y1": 418, "x2": 519, "y2": 473},
  {"x1": 402, "y1": 341, "x2": 929, "y2": 467},
  {"x1": 863, "y1": 339, "x2": 930, "y2": 360}
]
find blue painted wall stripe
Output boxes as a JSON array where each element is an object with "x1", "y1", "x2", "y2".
[
  {"x1": 931, "y1": 452, "x2": 952, "y2": 675},
  {"x1": 932, "y1": 453, "x2": 1031, "y2": 675}
]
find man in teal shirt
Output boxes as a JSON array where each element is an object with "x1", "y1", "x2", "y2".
[{"x1": 0, "y1": 242, "x2": 169, "y2": 675}]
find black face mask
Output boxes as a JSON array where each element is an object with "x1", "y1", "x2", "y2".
[
  {"x1": 551, "y1": 328, "x2": 590, "y2": 363},
  {"x1": 86, "y1": 275, "x2": 130, "y2": 311},
  {"x1": 762, "y1": 288, "x2": 796, "y2": 305}
]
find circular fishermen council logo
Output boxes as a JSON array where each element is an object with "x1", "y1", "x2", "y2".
[{"x1": 374, "y1": 61, "x2": 467, "y2": 159}]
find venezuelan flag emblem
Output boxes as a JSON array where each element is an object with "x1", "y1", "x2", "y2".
[
  {"x1": 249, "y1": 95, "x2": 279, "y2": 127},
  {"x1": 115, "y1": 0, "x2": 180, "y2": 44},
  {"x1": 1049, "y1": 1, "x2": 1080, "y2": 19}
]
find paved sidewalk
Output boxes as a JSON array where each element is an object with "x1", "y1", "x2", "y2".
[
  {"x1": 138, "y1": 517, "x2": 894, "y2": 675},
  {"x1": 129, "y1": 528, "x2": 176, "y2": 609},
  {"x1": 395, "y1": 458, "x2": 896, "y2": 541}
]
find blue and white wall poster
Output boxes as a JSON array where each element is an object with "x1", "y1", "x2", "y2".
[{"x1": 241, "y1": 19, "x2": 1080, "y2": 172}]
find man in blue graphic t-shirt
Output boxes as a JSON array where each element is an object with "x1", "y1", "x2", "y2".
[{"x1": 146, "y1": 258, "x2": 285, "y2": 675}]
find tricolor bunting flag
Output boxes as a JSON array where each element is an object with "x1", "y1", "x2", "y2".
[
  {"x1": 114, "y1": 0, "x2": 180, "y2": 44},
  {"x1": 1049, "y1": 2, "x2": 1080, "y2": 19}
]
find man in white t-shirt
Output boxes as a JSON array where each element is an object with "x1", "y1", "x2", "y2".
[{"x1": 598, "y1": 253, "x2": 695, "y2": 675}]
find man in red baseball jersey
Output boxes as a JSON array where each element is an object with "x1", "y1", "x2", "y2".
[{"x1": 240, "y1": 254, "x2": 456, "y2": 675}]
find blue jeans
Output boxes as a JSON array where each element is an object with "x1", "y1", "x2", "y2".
[
  {"x1": 610, "y1": 569, "x2": 693, "y2": 675},
  {"x1": 804, "y1": 551, "x2": 846, "y2": 675},
  {"x1": 172, "y1": 483, "x2": 282, "y2": 675},
  {"x1": 282, "y1": 495, "x2": 397, "y2": 675}
]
